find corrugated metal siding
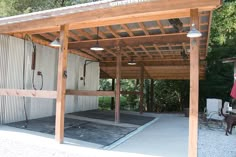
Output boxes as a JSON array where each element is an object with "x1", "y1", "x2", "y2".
[
  {"x1": 0, "y1": 35, "x2": 99, "y2": 124},
  {"x1": 77, "y1": 58, "x2": 99, "y2": 111}
]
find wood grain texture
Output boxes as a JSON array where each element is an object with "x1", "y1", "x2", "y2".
[
  {"x1": 188, "y1": 9, "x2": 200, "y2": 157},
  {"x1": 55, "y1": 24, "x2": 69, "y2": 144},
  {"x1": 0, "y1": 89, "x2": 57, "y2": 98}
]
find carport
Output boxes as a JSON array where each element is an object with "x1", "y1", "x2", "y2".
[{"x1": 0, "y1": 0, "x2": 222, "y2": 156}]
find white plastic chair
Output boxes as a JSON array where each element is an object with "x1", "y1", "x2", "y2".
[{"x1": 205, "y1": 98, "x2": 226, "y2": 129}]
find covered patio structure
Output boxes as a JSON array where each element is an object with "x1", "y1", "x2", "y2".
[{"x1": 0, "y1": 0, "x2": 222, "y2": 156}]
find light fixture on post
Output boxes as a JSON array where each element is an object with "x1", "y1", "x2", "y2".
[
  {"x1": 50, "y1": 38, "x2": 60, "y2": 47},
  {"x1": 187, "y1": 24, "x2": 202, "y2": 38},
  {"x1": 128, "y1": 58, "x2": 136, "y2": 65},
  {"x1": 90, "y1": 27, "x2": 104, "y2": 51}
]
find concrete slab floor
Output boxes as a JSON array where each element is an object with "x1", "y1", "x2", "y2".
[
  {"x1": 113, "y1": 114, "x2": 188, "y2": 157},
  {"x1": 0, "y1": 125, "x2": 161, "y2": 157}
]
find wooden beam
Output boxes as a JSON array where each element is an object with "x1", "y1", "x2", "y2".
[
  {"x1": 138, "y1": 22, "x2": 149, "y2": 35},
  {"x1": 115, "y1": 48, "x2": 121, "y2": 123},
  {"x1": 40, "y1": 33, "x2": 55, "y2": 41},
  {"x1": 66, "y1": 90, "x2": 115, "y2": 96},
  {"x1": 157, "y1": 20, "x2": 165, "y2": 34},
  {"x1": 0, "y1": 0, "x2": 222, "y2": 33},
  {"x1": 206, "y1": 11, "x2": 213, "y2": 56},
  {"x1": 127, "y1": 46, "x2": 139, "y2": 57},
  {"x1": 144, "y1": 69, "x2": 152, "y2": 79},
  {"x1": 150, "y1": 79, "x2": 154, "y2": 112},
  {"x1": 0, "y1": 89, "x2": 57, "y2": 98},
  {"x1": 121, "y1": 91, "x2": 140, "y2": 95},
  {"x1": 168, "y1": 43, "x2": 175, "y2": 57},
  {"x1": 104, "y1": 48, "x2": 117, "y2": 57},
  {"x1": 140, "y1": 45, "x2": 152, "y2": 59},
  {"x1": 55, "y1": 24, "x2": 69, "y2": 144},
  {"x1": 77, "y1": 29, "x2": 93, "y2": 40},
  {"x1": 111, "y1": 79, "x2": 115, "y2": 110},
  {"x1": 188, "y1": 9, "x2": 200, "y2": 157},
  {"x1": 121, "y1": 49, "x2": 130, "y2": 59},
  {"x1": 69, "y1": 31, "x2": 81, "y2": 41},
  {"x1": 106, "y1": 26, "x2": 120, "y2": 38},
  {"x1": 140, "y1": 65, "x2": 144, "y2": 113},
  {"x1": 24, "y1": 20, "x2": 209, "y2": 35},
  {"x1": 121, "y1": 24, "x2": 134, "y2": 37},
  {"x1": 69, "y1": 33, "x2": 189, "y2": 49},
  {"x1": 90, "y1": 27, "x2": 106, "y2": 39},
  {"x1": 153, "y1": 44, "x2": 164, "y2": 58}
]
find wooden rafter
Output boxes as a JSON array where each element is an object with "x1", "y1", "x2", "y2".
[
  {"x1": 121, "y1": 49, "x2": 130, "y2": 59},
  {"x1": 153, "y1": 44, "x2": 164, "y2": 58},
  {"x1": 126, "y1": 46, "x2": 139, "y2": 57},
  {"x1": 40, "y1": 33, "x2": 55, "y2": 41},
  {"x1": 121, "y1": 24, "x2": 134, "y2": 37},
  {"x1": 157, "y1": 20, "x2": 165, "y2": 34},
  {"x1": 69, "y1": 31, "x2": 81, "y2": 41},
  {"x1": 90, "y1": 27, "x2": 106, "y2": 39},
  {"x1": 77, "y1": 29, "x2": 93, "y2": 40},
  {"x1": 106, "y1": 26, "x2": 120, "y2": 38},
  {"x1": 104, "y1": 48, "x2": 117, "y2": 57},
  {"x1": 168, "y1": 43, "x2": 175, "y2": 57},
  {"x1": 138, "y1": 22, "x2": 149, "y2": 35},
  {"x1": 140, "y1": 45, "x2": 152, "y2": 58}
]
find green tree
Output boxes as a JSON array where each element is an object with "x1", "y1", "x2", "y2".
[
  {"x1": 199, "y1": 1, "x2": 236, "y2": 110},
  {"x1": 0, "y1": 0, "x2": 95, "y2": 17}
]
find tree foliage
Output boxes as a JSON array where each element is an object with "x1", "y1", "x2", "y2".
[{"x1": 0, "y1": 0, "x2": 95, "y2": 17}]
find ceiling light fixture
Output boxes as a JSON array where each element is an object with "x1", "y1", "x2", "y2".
[
  {"x1": 128, "y1": 59, "x2": 136, "y2": 65},
  {"x1": 187, "y1": 24, "x2": 202, "y2": 38},
  {"x1": 90, "y1": 27, "x2": 104, "y2": 51},
  {"x1": 50, "y1": 38, "x2": 60, "y2": 47}
]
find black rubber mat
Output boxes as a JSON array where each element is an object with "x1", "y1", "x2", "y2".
[{"x1": 7, "y1": 116, "x2": 136, "y2": 146}]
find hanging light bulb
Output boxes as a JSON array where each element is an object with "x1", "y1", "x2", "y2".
[
  {"x1": 90, "y1": 27, "x2": 104, "y2": 51},
  {"x1": 187, "y1": 24, "x2": 202, "y2": 38}
]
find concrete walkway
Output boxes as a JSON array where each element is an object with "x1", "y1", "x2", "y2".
[{"x1": 113, "y1": 114, "x2": 189, "y2": 157}]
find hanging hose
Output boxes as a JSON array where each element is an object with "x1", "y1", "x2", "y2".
[
  {"x1": 22, "y1": 35, "x2": 28, "y2": 128},
  {"x1": 32, "y1": 70, "x2": 43, "y2": 90},
  {"x1": 22, "y1": 34, "x2": 44, "y2": 128}
]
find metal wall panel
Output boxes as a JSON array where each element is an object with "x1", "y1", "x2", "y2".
[{"x1": 0, "y1": 35, "x2": 99, "y2": 124}]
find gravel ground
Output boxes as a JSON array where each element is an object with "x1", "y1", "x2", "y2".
[{"x1": 198, "y1": 124, "x2": 236, "y2": 157}]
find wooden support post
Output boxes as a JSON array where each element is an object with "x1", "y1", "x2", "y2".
[
  {"x1": 111, "y1": 79, "x2": 115, "y2": 110},
  {"x1": 188, "y1": 9, "x2": 200, "y2": 157},
  {"x1": 139, "y1": 65, "x2": 144, "y2": 113},
  {"x1": 115, "y1": 48, "x2": 121, "y2": 123},
  {"x1": 146, "y1": 80, "x2": 150, "y2": 112},
  {"x1": 150, "y1": 79, "x2": 154, "y2": 112},
  {"x1": 55, "y1": 24, "x2": 69, "y2": 143}
]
